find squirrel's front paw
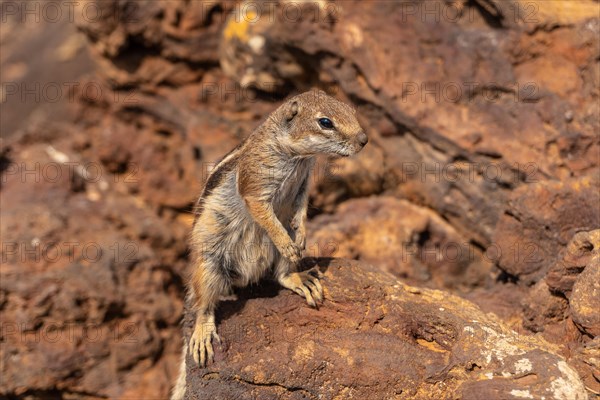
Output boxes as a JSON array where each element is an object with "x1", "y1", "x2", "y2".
[
  {"x1": 279, "y1": 268, "x2": 324, "y2": 308},
  {"x1": 280, "y1": 241, "x2": 303, "y2": 263}
]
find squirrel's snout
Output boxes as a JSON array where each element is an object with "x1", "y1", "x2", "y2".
[{"x1": 357, "y1": 132, "x2": 369, "y2": 147}]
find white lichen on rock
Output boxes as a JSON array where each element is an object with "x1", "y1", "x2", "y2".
[{"x1": 548, "y1": 361, "x2": 587, "y2": 400}]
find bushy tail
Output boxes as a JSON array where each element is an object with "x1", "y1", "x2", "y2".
[{"x1": 170, "y1": 341, "x2": 187, "y2": 400}]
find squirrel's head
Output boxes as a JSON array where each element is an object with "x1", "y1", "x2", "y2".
[{"x1": 273, "y1": 90, "x2": 368, "y2": 157}]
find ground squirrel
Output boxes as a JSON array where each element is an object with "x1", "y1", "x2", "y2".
[{"x1": 172, "y1": 90, "x2": 367, "y2": 399}]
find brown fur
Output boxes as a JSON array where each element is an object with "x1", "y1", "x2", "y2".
[{"x1": 171, "y1": 90, "x2": 367, "y2": 399}]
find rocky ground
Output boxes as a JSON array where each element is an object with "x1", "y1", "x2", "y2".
[
  {"x1": 182, "y1": 259, "x2": 590, "y2": 400},
  {"x1": 1, "y1": 0, "x2": 598, "y2": 398}
]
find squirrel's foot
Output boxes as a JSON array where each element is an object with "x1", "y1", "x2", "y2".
[
  {"x1": 279, "y1": 268, "x2": 324, "y2": 308},
  {"x1": 189, "y1": 317, "x2": 221, "y2": 367}
]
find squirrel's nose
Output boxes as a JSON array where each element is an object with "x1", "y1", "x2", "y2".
[{"x1": 357, "y1": 132, "x2": 368, "y2": 146}]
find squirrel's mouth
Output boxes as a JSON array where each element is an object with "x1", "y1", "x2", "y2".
[
  {"x1": 332, "y1": 149, "x2": 352, "y2": 157},
  {"x1": 333, "y1": 143, "x2": 365, "y2": 157}
]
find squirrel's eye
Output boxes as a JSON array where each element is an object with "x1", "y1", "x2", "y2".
[{"x1": 318, "y1": 118, "x2": 334, "y2": 129}]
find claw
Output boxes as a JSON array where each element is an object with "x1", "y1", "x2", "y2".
[
  {"x1": 308, "y1": 275, "x2": 323, "y2": 300},
  {"x1": 213, "y1": 332, "x2": 222, "y2": 345},
  {"x1": 279, "y1": 270, "x2": 325, "y2": 308},
  {"x1": 302, "y1": 285, "x2": 317, "y2": 308},
  {"x1": 301, "y1": 284, "x2": 317, "y2": 307},
  {"x1": 204, "y1": 336, "x2": 213, "y2": 364},
  {"x1": 188, "y1": 320, "x2": 219, "y2": 367},
  {"x1": 308, "y1": 268, "x2": 324, "y2": 279},
  {"x1": 305, "y1": 279, "x2": 323, "y2": 302}
]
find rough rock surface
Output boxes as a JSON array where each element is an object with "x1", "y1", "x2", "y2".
[
  {"x1": 494, "y1": 176, "x2": 600, "y2": 284},
  {"x1": 307, "y1": 196, "x2": 495, "y2": 290},
  {"x1": 1, "y1": 0, "x2": 599, "y2": 398},
  {"x1": 1, "y1": 138, "x2": 188, "y2": 398},
  {"x1": 182, "y1": 259, "x2": 588, "y2": 400},
  {"x1": 218, "y1": 0, "x2": 600, "y2": 247},
  {"x1": 547, "y1": 230, "x2": 600, "y2": 298}
]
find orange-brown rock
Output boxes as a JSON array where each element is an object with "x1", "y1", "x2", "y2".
[
  {"x1": 181, "y1": 259, "x2": 588, "y2": 400},
  {"x1": 307, "y1": 197, "x2": 494, "y2": 290},
  {"x1": 0, "y1": 133, "x2": 187, "y2": 398},
  {"x1": 3, "y1": 0, "x2": 599, "y2": 397},
  {"x1": 494, "y1": 175, "x2": 600, "y2": 284},
  {"x1": 547, "y1": 230, "x2": 600, "y2": 297},
  {"x1": 569, "y1": 337, "x2": 600, "y2": 395},
  {"x1": 568, "y1": 231, "x2": 600, "y2": 338},
  {"x1": 521, "y1": 280, "x2": 569, "y2": 334},
  {"x1": 217, "y1": 0, "x2": 600, "y2": 248}
]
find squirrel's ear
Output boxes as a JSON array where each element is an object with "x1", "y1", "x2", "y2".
[{"x1": 284, "y1": 100, "x2": 299, "y2": 122}]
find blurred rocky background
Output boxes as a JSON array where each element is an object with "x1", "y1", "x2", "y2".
[{"x1": 1, "y1": 0, "x2": 598, "y2": 398}]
